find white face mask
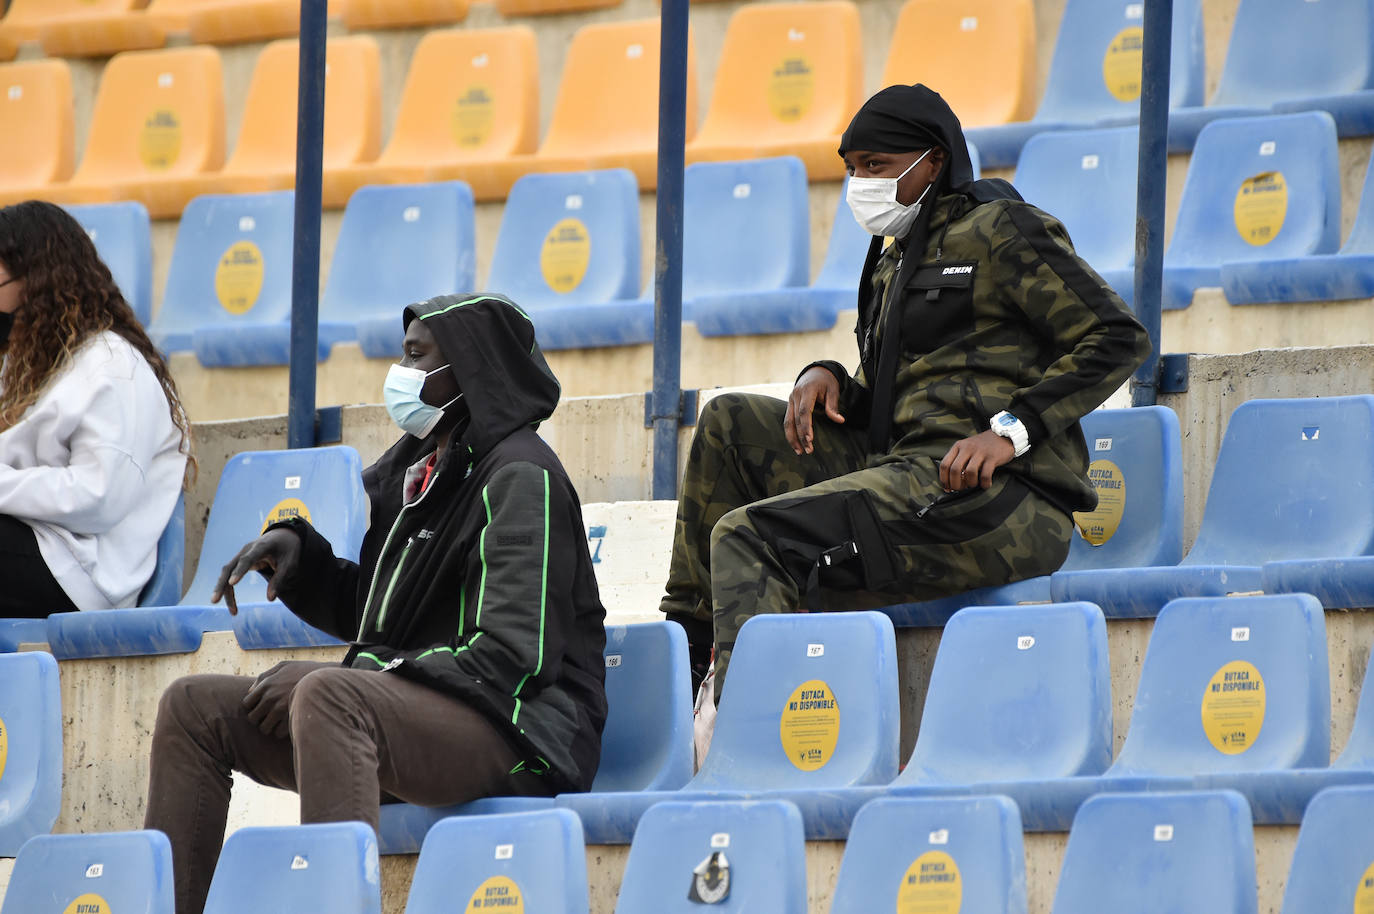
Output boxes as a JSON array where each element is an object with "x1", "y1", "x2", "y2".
[
  {"x1": 846, "y1": 148, "x2": 934, "y2": 238},
  {"x1": 383, "y1": 363, "x2": 462, "y2": 439}
]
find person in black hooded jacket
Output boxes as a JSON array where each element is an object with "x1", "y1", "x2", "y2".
[{"x1": 143, "y1": 294, "x2": 607, "y2": 914}]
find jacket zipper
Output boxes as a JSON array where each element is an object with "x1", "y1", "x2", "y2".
[
  {"x1": 375, "y1": 537, "x2": 415, "y2": 632},
  {"x1": 356, "y1": 468, "x2": 443, "y2": 640}
]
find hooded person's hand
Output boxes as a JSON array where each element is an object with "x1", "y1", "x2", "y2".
[
  {"x1": 785, "y1": 366, "x2": 845, "y2": 456},
  {"x1": 212, "y1": 527, "x2": 304, "y2": 615},
  {"x1": 241, "y1": 660, "x2": 327, "y2": 739}
]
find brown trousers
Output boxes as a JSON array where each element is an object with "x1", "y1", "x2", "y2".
[{"x1": 144, "y1": 661, "x2": 551, "y2": 914}]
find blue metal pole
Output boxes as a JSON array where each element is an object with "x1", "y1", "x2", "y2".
[
  {"x1": 650, "y1": 0, "x2": 689, "y2": 499},
  {"x1": 287, "y1": 0, "x2": 327, "y2": 448},
  {"x1": 1131, "y1": 0, "x2": 1172, "y2": 406}
]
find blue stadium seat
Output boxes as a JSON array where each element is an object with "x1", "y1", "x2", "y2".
[
  {"x1": 1012, "y1": 126, "x2": 1138, "y2": 307},
  {"x1": 67, "y1": 202, "x2": 154, "y2": 327},
  {"x1": 0, "y1": 652, "x2": 61, "y2": 855},
  {"x1": 48, "y1": 446, "x2": 367, "y2": 658},
  {"x1": 831, "y1": 796, "x2": 1025, "y2": 914},
  {"x1": 614, "y1": 800, "x2": 806, "y2": 914},
  {"x1": 1051, "y1": 791, "x2": 1257, "y2": 914},
  {"x1": 485, "y1": 170, "x2": 644, "y2": 351},
  {"x1": 1053, "y1": 396, "x2": 1374, "y2": 617},
  {"x1": 1169, "y1": 0, "x2": 1374, "y2": 150},
  {"x1": 403, "y1": 810, "x2": 587, "y2": 914},
  {"x1": 339, "y1": 183, "x2": 477, "y2": 360},
  {"x1": 964, "y1": 0, "x2": 1204, "y2": 169},
  {"x1": 202, "y1": 823, "x2": 380, "y2": 914},
  {"x1": 1263, "y1": 555, "x2": 1374, "y2": 609},
  {"x1": 378, "y1": 622, "x2": 694, "y2": 854},
  {"x1": 138, "y1": 491, "x2": 185, "y2": 609},
  {"x1": 150, "y1": 191, "x2": 297, "y2": 356},
  {"x1": 0, "y1": 619, "x2": 47, "y2": 652},
  {"x1": 678, "y1": 156, "x2": 811, "y2": 336},
  {"x1": 558, "y1": 611, "x2": 899, "y2": 843},
  {"x1": 1, "y1": 830, "x2": 174, "y2": 914},
  {"x1": 1160, "y1": 112, "x2": 1340, "y2": 310},
  {"x1": 885, "y1": 405, "x2": 1183, "y2": 626},
  {"x1": 1222, "y1": 147, "x2": 1374, "y2": 304},
  {"x1": 1279, "y1": 786, "x2": 1374, "y2": 913}
]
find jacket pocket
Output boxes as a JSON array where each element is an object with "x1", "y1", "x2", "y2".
[{"x1": 901, "y1": 260, "x2": 977, "y2": 356}]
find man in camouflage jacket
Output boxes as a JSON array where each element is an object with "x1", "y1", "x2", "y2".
[{"x1": 660, "y1": 85, "x2": 1151, "y2": 696}]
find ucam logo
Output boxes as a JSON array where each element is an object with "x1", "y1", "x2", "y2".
[{"x1": 941, "y1": 265, "x2": 974, "y2": 275}]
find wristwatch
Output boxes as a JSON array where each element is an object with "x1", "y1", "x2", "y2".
[{"x1": 990, "y1": 410, "x2": 1031, "y2": 457}]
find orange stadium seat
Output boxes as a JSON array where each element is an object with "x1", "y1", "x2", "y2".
[
  {"x1": 0, "y1": 0, "x2": 142, "y2": 45},
  {"x1": 187, "y1": 36, "x2": 380, "y2": 199},
  {"x1": 187, "y1": 0, "x2": 340, "y2": 46},
  {"x1": 0, "y1": 30, "x2": 16, "y2": 61},
  {"x1": 494, "y1": 0, "x2": 620, "y2": 17},
  {"x1": 341, "y1": 0, "x2": 468, "y2": 30},
  {"x1": 322, "y1": 27, "x2": 536, "y2": 207},
  {"x1": 0, "y1": 61, "x2": 75, "y2": 205},
  {"x1": 490, "y1": 19, "x2": 697, "y2": 194},
  {"x1": 38, "y1": 0, "x2": 197, "y2": 58},
  {"x1": 880, "y1": 0, "x2": 1037, "y2": 129},
  {"x1": 686, "y1": 1, "x2": 860, "y2": 180},
  {"x1": 40, "y1": 46, "x2": 225, "y2": 218}
]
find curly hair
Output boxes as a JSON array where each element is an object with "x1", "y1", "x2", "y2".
[{"x1": 0, "y1": 200, "x2": 194, "y2": 484}]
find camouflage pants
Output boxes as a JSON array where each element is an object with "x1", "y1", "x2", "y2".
[{"x1": 659, "y1": 392, "x2": 1074, "y2": 697}]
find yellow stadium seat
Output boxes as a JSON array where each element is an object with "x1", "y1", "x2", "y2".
[
  {"x1": 187, "y1": 0, "x2": 340, "y2": 46},
  {"x1": 493, "y1": 0, "x2": 619, "y2": 17},
  {"x1": 489, "y1": 19, "x2": 697, "y2": 195},
  {"x1": 322, "y1": 27, "x2": 536, "y2": 207},
  {"x1": 0, "y1": 61, "x2": 75, "y2": 205},
  {"x1": 341, "y1": 0, "x2": 468, "y2": 30},
  {"x1": 39, "y1": 47, "x2": 225, "y2": 218},
  {"x1": 0, "y1": 30, "x2": 16, "y2": 61},
  {"x1": 880, "y1": 0, "x2": 1036, "y2": 129},
  {"x1": 38, "y1": 0, "x2": 197, "y2": 58},
  {"x1": 187, "y1": 36, "x2": 380, "y2": 200},
  {"x1": 686, "y1": 1, "x2": 860, "y2": 180},
  {"x1": 0, "y1": 0, "x2": 142, "y2": 45}
]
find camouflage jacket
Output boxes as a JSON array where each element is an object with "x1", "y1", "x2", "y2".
[{"x1": 813, "y1": 192, "x2": 1151, "y2": 514}]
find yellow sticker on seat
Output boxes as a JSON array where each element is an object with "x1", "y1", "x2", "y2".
[
  {"x1": 1353, "y1": 859, "x2": 1374, "y2": 914},
  {"x1": 139, "y1": 108, "x2": 183, "y2": 171},
  {"x1": 1073, "y1": 459, "x2": 1126, "y2": 546},
  {"x1": 467, "y1": 875, "x2": 523, "y2": 912},
  {"x1": 768, "y1": 57, "x2": 815, "y2": 123},
  {"x1": 261, "y1": 498, "x2": 312, "y2": 533},
  {"x1": 63, "y1": 895, "x2": 111, "y2": 914},
  {"x1": 215, "y1": 241, "x2": 265, "y2": 315},
  {"x1": 1201, "y1": 660, "x2": 1265, "y2": 754},
  {"x1": 1102, "y1": 27, "x2": 1144, "y2": 102},
  {"x1": 780, "y1": 679, "x2": 839, "y2": 771},
  {"x1": 540, "y1": 218, "x2": 591, "y2": 294},
  {"x1": 1234, "y1": 172, "x2": 1288, "y2": 246},
  {"x1": 896, "y1": 851, "x2": 961, "y2": 914},
  {"x1": 452, "y1": 85, "x2": 495, "y2": 149}
]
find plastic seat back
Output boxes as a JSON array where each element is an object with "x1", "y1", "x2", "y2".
[
  {"x1": 0, "y1": 0, "x2": 140, "y2": 41},
  {"x1": 202, "y1": 823, "x2": 379, "y2": 914},
  {"x1": 66, "y1": 201, "x2": 154, "y2": 326},
  {"x1": 73, "y1": 47, "x2": 225, "y2": 187},
  {"x1": 153, "y1": 191, "x2": 295, "y2": 349},
  {"x1": 813, "y1": 178, "x2": 873, "y2": 292},
  {"x1": 682, "y1": 157, "x2": 808, "y2": 300},
  {"x1": 1168, "y1": 112, "x2": 1340, "y2": 272},
  {"x1": 594, "y1": 622, "x2": 694, "y2": 792},
  {"x1": 1052, "y1": 791, "x2": 1257, "y2": 914},
  {"x1": 691, "y1": 1, "x2": 861, "y2": 149},
  {"x1": 1279, "y1": 786, "x2": 1374, "y2": 912},
  {"x1": 138, "y1": 491, "x2": 186, "y2": 607},
  {"x1": 615, "y1": 800, "x2": 806, "y2": 914},
  {"x1": 831, "y1": 796, "x2": 1026, "y2": 914},
  {"x1": 181, "y1": 446, "x2": 368, "y2": 606},
  {"x1": 693, "y1": 611, "x2": 898, "y2": 790},
  {"x1": 1185, "y1": 395, "x2": 1374, "y2": 566},
  {"x1": 538, "y1": 19, "x2": 697, "y2": 159},
  {"x1": 902, "y1": 603, "x2": 1111, "y2": 784},
  {"x1": 404, "y1": 810, "x2": 587, "y2": 914},
  {"x1": 1110, "y1": 594, "x2": 1329, "y2": 776},
  {"x1": 488, "y1": 170, "x2": 639, "y2": 309},
  {"x1": 0, "y1": 652, "x2": 61, "y2": 856},
  {"x1": 1064, "y1": 405, "x2": 1183, "y2": 571},
  {"x1": 881, "y1": 0, "x2": 1036, "y2": 128},
  {"x1": 321, "y1": 182, "x2": 476, "y2": 324},
  {"x1": 0, "y1": 830, "x2": 174, "y2": 914},
  {"x1": 1340, "y1": 150, "x2": 1374, "y2": 255},
  {"x1": 224, "y1": 37, "x2": 380, "y2": 178},
  {"x1": 1014, "y1": 126, "x2": 1138, "y2": 276},
  {"x1": 343, "y1": 0, "x2": 469, "y2": 29},
  {"x1": 380, "y1": 27, "x2": 537, "y2": 166},
  {"x1": 0, "y1": 60, "x2": 74, "y2": 190}
]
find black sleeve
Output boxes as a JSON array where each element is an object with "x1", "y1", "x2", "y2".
[
  {"x1": 264, "y1": 516, "x2": 362, "y2": 642},
  {"x1": 798, "y1": 359, "x2": 873, "y2": 429}
]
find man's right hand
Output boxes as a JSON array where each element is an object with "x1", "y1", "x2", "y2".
[
  {"x1": 785, "y1": 366, "x2": 845, "y2": 455},
  {"x1": 212, "y1": 528, "x2": 304, "y2": 615}
]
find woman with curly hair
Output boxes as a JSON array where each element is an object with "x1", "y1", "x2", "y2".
[{"x1": 0, "y1": 200, "x2": 191, "y2": 617}]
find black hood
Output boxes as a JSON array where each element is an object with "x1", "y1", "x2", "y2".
[{"x1": 403, "y1": 294, "x2": 561, "y2": 459}]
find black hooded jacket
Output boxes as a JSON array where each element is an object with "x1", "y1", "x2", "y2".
[{"x1": 271, "y1": 294, "x2": 608, "y2": 794}]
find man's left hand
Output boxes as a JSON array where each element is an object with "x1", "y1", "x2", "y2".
[
  {"x1": 241, "y1": 660, "x2": 327, "y2": 739},
  {"x1": 939, "y1": 430, "x2": 1015, "y2": 492}
]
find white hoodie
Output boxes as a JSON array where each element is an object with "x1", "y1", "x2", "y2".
[{"x1": 0, "y1": 330, "x2": 187, "y2": 611}]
